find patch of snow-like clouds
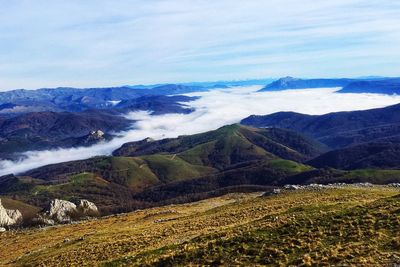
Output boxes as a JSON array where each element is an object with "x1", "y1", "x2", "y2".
[{"x1": 1, "y1": 86, "x2": 400, "y2": 175}]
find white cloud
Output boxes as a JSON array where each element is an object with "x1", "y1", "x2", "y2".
[
  {"x1": 1, "y1": 86, "x2": 400, "y2": 175},
  {"x1": 1, "y1": 1, "x2": 400, "y2": 90}
]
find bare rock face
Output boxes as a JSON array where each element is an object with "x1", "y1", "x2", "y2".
[
  {"x1": 6, "y1": 209, "x2": 22, "y2": 223},
  {"x1": 45, "y1": 199, "x2": 99, "y2": 223},
  {"x1": 0, "y1": 199, "x2": 22, "y2": 226},
  {"x1": 78, "y1": 200, "x2": 98, "y2": 215},
  {"x1": 47, "y1": 199, "x2": 77, "y2": 223}
]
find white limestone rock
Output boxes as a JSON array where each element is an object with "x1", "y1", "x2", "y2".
[
  {"x1": 78, "y1": 199, "x2": 98, "y2": 215},
  {"x1": 0, "y1": 199, "x2": 22, "y2": 226},
  {"x1": 47, "y1": 199, "x2": 77, "y2": 223}
]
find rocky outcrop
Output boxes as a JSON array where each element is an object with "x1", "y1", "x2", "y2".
[
  {"x1": 45, "y1": 199, "x2": 99, "y2": 223},
  {"x1": 77, "y1": 200, "x2": 98, "y2": 215},
  {"x1": 6, "y1": 209, "x2": 22, "y2": 223},
  {"x1": 47, "y1": 199, "x2": 77, "y2": 223},
  {"x1": 0, "y1": 199, "x2": 22, "y2": 226}
]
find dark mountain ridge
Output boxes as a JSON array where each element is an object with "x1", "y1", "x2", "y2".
[
  {"x1": 308, "y1": 142, "x2": 400, "y2": 170},
  {"x1": 241, "y1": 103, "x2": 400, "y2": 148},
  {"x1": 338, "y1": 78, "x2": 400, "y2": 94},
  {"x1": 0, "y1": 95, "x2": 197, "y2": 159},
  {"x1": 242, "y1": 103, "x2": 400, "y2": 170}
]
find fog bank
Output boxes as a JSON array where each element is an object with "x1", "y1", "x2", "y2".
[{"x1": 1, "y1": 86, "x2": 400, "y2": 175}]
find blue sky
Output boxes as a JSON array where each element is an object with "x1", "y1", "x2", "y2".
[{"x1": 0, "y1": 0, "x2": 400, "y2": 90}]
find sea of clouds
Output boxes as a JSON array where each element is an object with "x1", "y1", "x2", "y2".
[{"x1": 1, "y1": 86, "x2": 400, "y2": 175}]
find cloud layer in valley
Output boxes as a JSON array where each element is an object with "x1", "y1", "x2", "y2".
[{"x1": 1, "y1": 86, "x2": 400, "y2": 175}]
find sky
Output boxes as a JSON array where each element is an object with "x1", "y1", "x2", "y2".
[
  {"x1": 1, "y1": 86, "x2": 400, "y2": 175},
  {"x1": 0, "y1": 0, "x2": 400, "y2": 90}
]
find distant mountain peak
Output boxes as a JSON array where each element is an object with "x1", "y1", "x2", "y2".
[{"x1": 259, "y1": 77, "x2": 354, "y2": 91}]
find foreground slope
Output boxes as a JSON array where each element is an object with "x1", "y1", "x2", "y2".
[{"x1": 0, "y1": 187, "x2": 399, "y2": 266}]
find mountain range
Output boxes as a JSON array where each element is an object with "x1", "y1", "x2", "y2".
[
  {"x1": 0, "y1": 124, "x2": 322, "y2": 213},
  {"x1": 2, "y1": 113, "x2": 400, "y2": 217},
  {"x1": 0, "y1": 95, "x2": 197, "y2": 160},
  {"x1": 0, "y1": 84, "x2": 208, "y2": 114},
  {"x1": 2, "y1": 79, "x2": 400, "y2": 226},
  {"x1": 241, "y1": 103, "x2": 400, "y2": 170},
  {"x1": 259, "y1": 76, "x2": 400, "y2": 94}
]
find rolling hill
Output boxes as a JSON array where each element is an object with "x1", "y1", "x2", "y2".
[
  {"x1": 308, "y1": 142, "x2": 400, "y2": 170},
  {"x1": 0, "y1": 110, "x2": 131, "y2": 160},
  {"x1": 2, "y1": 122, "x2": 400, "y2": 220},
  {"x1": 0, "y1": 95, "x2": 197, "y2": 160},
  {"x1": 0, "y1": 124, "x2": 324, "y2": 213},
  {"x1": 241, "y1": 103, "x2": 400, "y2": 149},
  {"x1": 242, "y1": 104, "x2": 400, "y2": 170}
]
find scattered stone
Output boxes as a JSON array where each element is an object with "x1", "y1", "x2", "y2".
[
  {"x1": 0, "y1": 227, "x2": 6, "y2": 232},
  {"x1": 154, "y1": 217, "x2": 178, "y2": 223},
  {"x1": 284, "y1": 185, "x2": 301, "y2": 190},
  {"x1": 277, "y1": 182, "x2": 400, "y2": 193},
  {"x1": 272, "y1": 189, "x2": 281, "y2": 194}
]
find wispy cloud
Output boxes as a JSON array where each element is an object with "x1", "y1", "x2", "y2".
[
  {"x1": 1, "y1": 86, "x2": 400, "y2": 175},
  {"x1": 0, "y1": 0, "x2": 399, "y2": 90}
]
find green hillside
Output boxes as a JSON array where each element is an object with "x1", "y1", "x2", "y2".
[{"x1": 2, "y1": 124, "x2": 400, "y2": 217}]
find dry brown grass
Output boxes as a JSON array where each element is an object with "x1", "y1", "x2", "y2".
[{"x1": 0, "y1": 187, "x2": 398, "y2": 266}]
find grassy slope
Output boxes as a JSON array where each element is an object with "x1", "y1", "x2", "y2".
[
  {"x1": 344, "y1": 169, "x2": 400, "y2": 183},
  {"x1": 141, "y1": 155, "x2": 216, "y2": 183},
  {"x1": 1, "y1": 187, "x2": 399, "y2": 266},
  {"x1": 114, "y1": 124, "x2": 325, "y2": 166}
]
